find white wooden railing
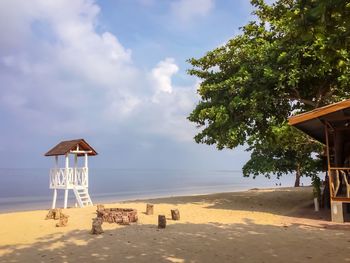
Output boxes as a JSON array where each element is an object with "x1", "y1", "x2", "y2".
[{"x1": 50, "y1": 167, "x2": 88, "y2": 189}]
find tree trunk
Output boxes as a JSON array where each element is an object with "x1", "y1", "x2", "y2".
[{"x1": 294, "y1": 164, "x2": 301, "y2": 187}]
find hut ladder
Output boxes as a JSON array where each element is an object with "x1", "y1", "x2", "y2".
[{"x1": 73, "y1": 186, "x2": 93, "y2": 207}]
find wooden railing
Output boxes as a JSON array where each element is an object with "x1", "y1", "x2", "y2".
[
  {"x1": 50, "y1": 167, "x2": 88, "y2": 189},
  {"x1": 329, "y1": 168, "x2": 350, "y2": 198}
]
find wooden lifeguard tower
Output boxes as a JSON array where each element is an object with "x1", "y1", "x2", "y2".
[
  {"x1": 45, "y1": 139, "x2": 97, "y2": 209},
  {"x1": 289, "y1": 99, "x2": 350, "y2": 222}
]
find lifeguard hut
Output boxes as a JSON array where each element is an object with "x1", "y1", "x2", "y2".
[
  {"x1": 45, "y1": 139, "x2": 97, "y2": 209},
  {"x1": 289, "y1": 99, "x2": 350, "y2": 222}
]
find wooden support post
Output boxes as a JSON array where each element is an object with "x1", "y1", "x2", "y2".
[
  {"x1": 52, "y1": 189, "x2": 57, "y2": 209},
  {"x1": 146, "y1": 204, "x2": 154, "y2": 215},
  {"x1": 84, "y1": 153, "x2": 89, "y2": 187},
  {"x1": 84, "y1": 153, "x2": 88, "y2": 168},
  {"x1": 55, "y1": 155, "x2": 58, "y2": 168},
  {"x1": 65, "y1": 154, "x2": 69, "y2": 168},
  {"x1": 64, "y1": 189, "x2": 68, "y2": 209},
  {"x1": 158, "y1": 215, "x2": 166, "y2": 229},
  {"x1": 331, "y1": 201, "x2": 344, "y2": 223},
  {"x1": 74, "y1": 154, "x2": 78, "y2": 186}
]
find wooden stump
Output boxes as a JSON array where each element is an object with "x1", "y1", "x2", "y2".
[
  {"x1": 91, "y1": 217, "x2": 104, "y2": 235},
  {"x1": 158, "y1": 215, "x2": 166, "y2": 229},
  {"x1": 45, "y1": 209, "x2": 61, "y2": 220},
  {"x1": 56, "y1": 213, "x2": 69, "y2": 227},
  {"x1": 146, "y1": 204, "x2": 154, "y2": 215},
  {"x1": 171, "y1": 209, "x2": 180, "y2": 220}
]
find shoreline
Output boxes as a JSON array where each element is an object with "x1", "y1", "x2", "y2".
[{"x1": 0, "y1": 185, "x2": 312, "y2": 214}]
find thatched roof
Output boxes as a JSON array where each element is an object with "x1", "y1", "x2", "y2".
[{"x1": 45, "y1": 139, "x2": 98, "y2": 156}]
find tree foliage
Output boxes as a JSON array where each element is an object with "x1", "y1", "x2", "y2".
[{"x1": 188, "y1": 0, "x2": 350, "y2": 185}]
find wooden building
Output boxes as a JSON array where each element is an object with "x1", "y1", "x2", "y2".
[
  {"x1": 289, "y1": 99, "x2": 350, "y2": 222},
  {"x1": 45, "y1": 139, "x2": 97, "y2": 209}
]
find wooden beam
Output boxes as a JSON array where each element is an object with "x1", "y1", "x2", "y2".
[
  {"x1": 331, "y1": 197, "x2": 350, "y2": 202},
  {"x1": 289, "y1": 99, "x2": 350, "y2": 125},
  {"x1": 70, "y1": 150, "x2": 92, "y2": 154}
]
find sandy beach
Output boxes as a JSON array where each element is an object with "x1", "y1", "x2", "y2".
[{"x1": 1, "y1": 186, "x2": 350, "y2": 263}]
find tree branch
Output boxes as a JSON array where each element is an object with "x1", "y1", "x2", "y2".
[{"x1": 289, "y1": 88, "x2": 317, "y2": 107}]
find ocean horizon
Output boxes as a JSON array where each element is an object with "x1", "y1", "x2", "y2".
[{"x1": 0, "y1": 168, "x2": 313, "y2": 213}]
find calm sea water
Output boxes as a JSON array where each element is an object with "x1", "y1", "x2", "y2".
[{"x1": 0, "y1": 168, "x2": 312, "y2": 212}]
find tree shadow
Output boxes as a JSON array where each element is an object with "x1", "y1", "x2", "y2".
[
  {"x1": 134, "y1": 187, "x2": 333, "y2": 221},
  {"x1": 1, "y1": 219, "x2": 350, "y2": 263}
]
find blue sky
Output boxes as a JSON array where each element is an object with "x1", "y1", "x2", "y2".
[{"x1": 0, "y1": 0, "x2": 260, "y2": 169}]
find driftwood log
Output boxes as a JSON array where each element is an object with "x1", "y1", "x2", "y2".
[
  {"x1": 56, "y1": 213, "x2": 69, "y2": 227},
  {"x1": 158, "y1": 215, "x2": 166, "y2": 229},
  {"x1": 146, "y1": 204, "x2": 154, "y2": 215},
  {"x1": 91, "y1": 217, "x2": 104, "y2": 235},
  {"x1": 171, "y1": 209, "x2": 180, "y2": 220},
  {"x1": 45, "y1": 209, "x2": 62, "y2": 220},
  {"x1": 96, "y1": 208, "x2": 138, "y2": 224}
]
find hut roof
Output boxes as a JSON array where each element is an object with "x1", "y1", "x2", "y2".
[
  {"x1": 288, "y1": 99, "x2": 350, "y2": 144},
  {"x1": 45, "y1": 139, "x2": 98, "y2": 156}
]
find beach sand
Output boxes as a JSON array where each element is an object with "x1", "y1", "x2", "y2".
[{"x1": 1, "y1": 187, "x2": 350, "y2": 262}]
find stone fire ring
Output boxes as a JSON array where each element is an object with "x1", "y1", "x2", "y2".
[{"x1": 97, "y1": 208, "x2": 138, "y2": 224}]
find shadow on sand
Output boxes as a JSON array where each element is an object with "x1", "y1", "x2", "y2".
[{"x1": 1, "y1": 219, "x2": 350, "y2": 263}]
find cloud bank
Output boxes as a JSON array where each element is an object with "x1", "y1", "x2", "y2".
[{"x1": 0, "y1": 0, "x2": 197, "y2": 145}]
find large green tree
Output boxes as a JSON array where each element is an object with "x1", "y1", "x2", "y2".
[{"x1": 188, "y1": 0, "x2": 350, "y2": 186}]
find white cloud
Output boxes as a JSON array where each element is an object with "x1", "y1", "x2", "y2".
[
  {"x1": 0, "y1": 0, "x2": 198, "y2": 142},
  {"x1": 171, "y1": 0, "x2": 215, "y2": 22},
  {"x1": 151, "y1": 58, "x2": 179, "y2": 101}
]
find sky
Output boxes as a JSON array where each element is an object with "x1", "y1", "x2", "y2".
[{"x1": 0, "y1": 0, "x2": 263, "y2": 170}]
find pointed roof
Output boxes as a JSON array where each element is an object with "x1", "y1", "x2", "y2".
[
  {"x1": 288, "y1": 99, "x2": 350, "y2": 144},
  {"x1": 45, "y1": 139, "x2": 98, "y2": 156}
]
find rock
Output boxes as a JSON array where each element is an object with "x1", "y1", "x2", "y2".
[
  {"x1": 96, "y1": 204, "x2": 105, "y2": 212},
  {"x1": 121, "y1": 215, "x2": 130, "y2": 225},
  {"x1": 97, "y1": 208, "x2": 138, "y2": 224},
  {"x1": 56, "y1": 213, "x2": 69, "y2": 227},
  {"x1": 45, "y1": 209, "x2": 62, "y2": 220}
]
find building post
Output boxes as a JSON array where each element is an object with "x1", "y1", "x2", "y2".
[
  {"x1": 74, "y1": 153, "x2": 78, "y2": 186},
  {"x1": 52, "y1": 189, "x2": 57, "y2": 209},
  {"x1": 84, "y1": 153, "x2": 88, "y2": 168},
  {"x1": 51, "y1": 155, "x2": 59, "y2": 209},
  {"x1": 64, "y1": 189, "x2": 68, "y2": 209},
  {"x1": 85, "y1": 153, "x2": 88, "y2": 187},
  {"x1": 64, "y1": 154, "x2": 69, "y2": 209}
]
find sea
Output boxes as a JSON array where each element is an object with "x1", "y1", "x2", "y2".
[{"x1": 0, "y1": 168, "x2": 312, "y2": 213}]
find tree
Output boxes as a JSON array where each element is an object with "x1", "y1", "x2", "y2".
[{"x1": 187, "y1": 0, "x2": 350, "y2": 186}]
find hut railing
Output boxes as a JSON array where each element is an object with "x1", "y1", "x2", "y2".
[
  {"x1": 74, "y1": 167, "x2": 88, "y2": 187},
  {"x1": 329, "y1": 167, "x2": 350, "y2": 198},
  {"x1": 50, "y1": 167, "x2": 88, "y2": 189}
]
